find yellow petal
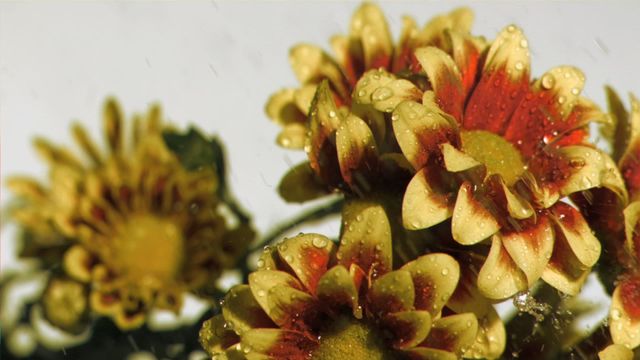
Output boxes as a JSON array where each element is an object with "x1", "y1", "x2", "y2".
[
  {"x1": 611, "y1": 280, "x2": 640, "y2": 349},
  {"x1": 441, "y1": 143, "x2": 481, "y2": 172},
  {"x1": 533, "y1": 66, "x2": 585, "y2": 119},
  {"x1": 336, "y1": 114, "x2": 379, "y2": 190},
  {"x1": 221, "y1": 285, "x2": 274, "y2": 335},
  {"x1": 463, "y1": 308, "x2": 506, "y2": 360},
  {"x1": 400, "y1": 253, "x2": 460, "y2": 317},
  {"x1": 63, "y1": 245, "x2": 94, "y2": 283},
  {"x1": 483, "y1": 25, "x2": 530, "y2": 80},
  {"x1": 402, "y1": 169, "x2": 453, "y2": 231},
  {"x1": 384, "y1": 310, "x2": 432, "y2": 349},
  {"x1": 599, "y1": 344, "x2": 633, "y2": 360},
  {"x1": 354, "y1": 68, "x2": 422, "y2": 113},
  {"x1": 392, "y1": 100, "x2": 458, "y2": 170},
  {"x1": 307, "y1": 81, "x2": 342, "y2": 185},
  {"x1": 276, "y1": 233, "x2": 335, "y2": 294},
  {"x1": 240, "y1": 328, "x2": 316, "y2": 359},
  {"x1": 415, "y1": 46, "x2": 464, "y2": 120},
  {"x1": 103, "y1": 98, "x2": 123, "y2": 154},
  {"x1": 317, "y1": 265, "x2": 359, "y2": 317},
  {"x1": 289, "y1": 44, "x2": 348, "y2": 99},
  {"x1": 452, "y1": 182, "x2": 500, "y2": 245},
  {"x1": 350, "y1": 2, "x2": 393, "y2": 70},
  {"x1": 478, "y1": 235, "x2": 528, "y2": 300},
  {"x1": 426, "y1": 313, "x2": 478, "y2": 355},
  {"x1": 501, "y1": 215, "x2": 554, "y2": 286},
  {"x1": 337, "y1": 199, "x2": 392, "y2": 278},
  {"x1": 369, "y1": 270, "x2": 415, "y2": 316}
]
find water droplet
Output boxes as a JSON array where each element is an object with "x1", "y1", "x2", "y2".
[
  {"x1": 312, "y1": 237, "x2": 327, "y2": 248},
  {"x1": 541, "y1": 74, "x2": 555, "y2": 89},
  {"x1": 372, "y1": 87, "x2": 393, "y2": 102}
]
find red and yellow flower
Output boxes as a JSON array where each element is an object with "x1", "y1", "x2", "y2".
[
  {"x1": 370, "y1": 24, "x2": 627, "y2": 300},
  {"x1": 601, "y1": 91, "x2": 640, "y2": 349},
  {"x1": 200, "y1": 201, "x2": 505, "y2": 359},
  {"x1": 266, "y1": 3, "x2": 476, "y2": 150},
  {"x1": 7, "y1": 99, "x2": 253, "y2": 330}
]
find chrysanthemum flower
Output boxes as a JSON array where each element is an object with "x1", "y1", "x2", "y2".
[
  {"x1": 200, "y1": 201, "x2": 505, "y2": 359},
  {"x1": 266, "y1": 3, "x2": 476, "y2": 149},
  {"x1": 365, "y1": 25, "x2": 627, "y2": 299},
  {"x1": 7, "y1": 99, "x2": 253, "y2": 330},
  {"x1": 600, "y1": 91, "x2": 640, "y2": 349}
]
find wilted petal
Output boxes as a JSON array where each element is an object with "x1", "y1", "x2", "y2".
[
  {"x1": 354, "y1": 68, "x2": 422, "y2": 113},
  {"x1": 278, "y1": 162, "x2": 330, "y2": 203},
  {"x1": 501, "y1": 215, "x2": 554, "y2": 286},
  {"x1": 424, "y1": 313, "x2": 478, "y2": 355},
  {"x1": 452, "y1": 182, "x2": 500, "y2": 245},
  {"x1": 400, "y1": 253, "x2": 460, "y2": 316},
  {"x1": 368, "y1": 270, "x2": 415, "y2": 316},
  {"x1": 463, "y1": 25, "x2": 530, "y2": 132},
  {"x1": 316, "y1": 265, "x2": 359, "y2": 316},
  {"x1": 478, "y1": 235, "x2": 528, "y2": 299},
  {"x1": 337, "y1": 199, "x2": 392, "y2": 278},
  {"x1": 384, "y1": 310, "x2": 432, "y2": 349},
  {"x1": 402, "y1": 168, "x2": 454, "y2": 230},
  {"x1": 610, "y1": 278, "x2": 640, "y2": 349},
  {"x1": 392, "y1": 100, "x2": 459, "y2": 170},
  {"x1": 415, "y1": 46, "x2": 464, "y2": 120},
  {"x1": 277, "y1": 234, "x2": 335, "y2": 294},
  {"x1": 222, "y1": 285, "x2": 275, "y2": 335},
  {"x1": 240, "y1": 328, "x2": 317, "y2": 359},
  {"x1": 336, "y1": 114, "x2": 379, "y2": 189}
]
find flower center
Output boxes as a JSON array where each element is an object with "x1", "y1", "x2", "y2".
[
  {"x1": 113, "y1": 215, "x2": 184, "y2": 284},
  {"x1": 312, "y1": 315, "x2": 399, "y2": 360},
  {"x1": 460, "y1": 130, "x2": 526, "y2": 186}
]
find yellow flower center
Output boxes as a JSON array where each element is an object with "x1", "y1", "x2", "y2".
[
  {"x1": 460, "y1": 130, "x2": 526, "y2": 186},
  {"x1": 312, "y1": 315, "x2": 399, "y2": 360},
  {"x1": 113, "y1": 215, "x2": 184, "y2": 284}
]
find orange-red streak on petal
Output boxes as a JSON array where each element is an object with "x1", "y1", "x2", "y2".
[{"x1": 620, "y1": 277, "x2": 640, "y2": 320}]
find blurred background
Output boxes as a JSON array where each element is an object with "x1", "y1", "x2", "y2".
[{"x1": 1, "y1": 1, "x2": 639, "y2": 359}]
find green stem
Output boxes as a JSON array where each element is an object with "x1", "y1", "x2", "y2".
[{"x1": 250, "y1": 197, "x2": 344, "y2": 252}]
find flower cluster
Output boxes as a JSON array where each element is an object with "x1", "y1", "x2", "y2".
[{"x1": 6, "y1": 99, "x2": 253, "y2": 333}]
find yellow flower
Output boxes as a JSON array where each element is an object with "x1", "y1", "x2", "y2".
[
  {"x1": 599, "y1": 344, "x2": 633, "y2": 360},
  {"x1": 360, "y1": 24, "x2": 627, "y2": 300},
  {"x1": 200, "y1": 200, "x2": 505, "y2": 359},
  {"x1": 266, "y1": 2, "x2": 476, "y2": 150},
  {"x1": 7, "y1": 99, "x2": 253, "y2": 330}
]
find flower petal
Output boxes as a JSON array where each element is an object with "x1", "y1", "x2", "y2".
[
  {"x1": 337, "y1": 199, "x2": 392, "y2": 278},
  {"x1": 400, "y1": 253, "x2": 460, "y2": 316},
  {"x1": 103, "y1": 98, "x2": 123, "y2": 154},
  {"x1": 63, "y1": 245, "x2": 95, "y2": 283},
  {"x1": 501, "y1": 214, "x2": 554, "y2": 286},
  {"x1": 541, "y1": 221, "x2": 591, "y2": 296},
  {"x1": 307, "y1": 81, "x2": 343, "y2": 186},
  {"x1": 415, "y1": 46, "x2": 464, "y2": 120},
  {"x1": 449, "y1": 30, "x2": 484, "y2": 96},
  {"x1": 316, "y1": 265, "x2": 360, "y2": 317},
  {"x1": 392, "y1": 100, "x2": 459, "y2": 170},
  {"x1": 384, "y1": 310, "x2": 432, "y2": 349},
  {"x1": 441, "y1": 143, "x2": 481, "y2": 172},
  {"x1": 336, "y1": 114, "x2": 379, "y2": 190},
  {"x1": 478, "y1": 235, "x2": 528, "y2": 299},
  {"x1": 556, "y1": 146, "x2": 627, "y2": 201},
  {"x1": 368, "y1": 270, "x2": 415, "y2": 316},
  {"x1": 550, "y1": 202, "x2": 600, "y2": 267},
  {"x1": 240, "y1": 328, "x2": 317, "y2": 360},
  {"x1": 452, "y1": 182, "x2": 500, "y2": 245},
  {"x1": 222, "y1": 285, "x2": 275, "y2": 335},
  {"x1": 265, "y1": 88, "x2": 306, "y2": 127},
  {"x1": 624, "y1": 201, "x2": 640, "y2": 259},
  {"x1": 349, "y1": 3, "x2": 393, "y2": 70},
  {"x1": 277, "y1": 124, "x2": 307, "y2": 149},
  {"x1": 599, "y1": 344, "x2": 633, "y2": 360},
  {"x1": 463, "y1": 308, "x2": 506, "y2": 360},
  {"x1": 463, "y1": 25, "x2": 530, "y2": 132},
  {"x1": 424, "y1": 313, "x2": 478, "y2": 355},
  {"x1": 620, "y1": 94, "x2": 640, "y2": 199},
  {"x1": 610, "y1": 279, "x2": 640, "y2": 349},
  {"x1": 277, "y1": 162, "x2": 330, "y2": 203},
  {"x1": 354, "y1": 68, "x2": 422, "y2": 113},
  {"x1": 532, "y1": 66, "x2": 585, "y2": 120},
  {"x1": 402, "y1": 168, "x2": 454, "y2": 230},
  {"x1": 199, "y1": 315, "x2": 241, "y2": 357},
  {"x1": 277, "y1": 233, "x2": 335, "y2": 294},
  {"x1": 485, "y1": 175, "x2": 534, "y2": 220},
  {"x1": 289, "y1": 44, "x2": 348, "y2": 99},
  {"x1": 248, "y1": 270, "x2": 303, "y2": 318}
]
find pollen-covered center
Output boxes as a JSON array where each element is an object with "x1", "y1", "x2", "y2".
[
  {"x1": 312, "y1": 315, "x2": 400, "y2": 360},
  {"x1": 461, "y1": 130, "x2": 526, "y2": 186},
  {"x1": 112, "y1": 215, "x2": 184, "y2": 282}
]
